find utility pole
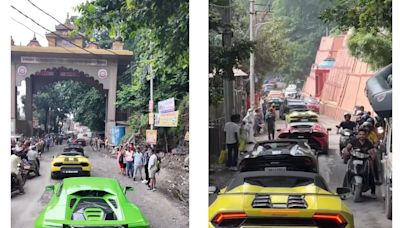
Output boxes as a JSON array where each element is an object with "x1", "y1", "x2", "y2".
[
  {"x1": 249, "y1": 0, "x2": 255, "y2": 109},
  {"x1": 148, "y1": 64, "x2": 154, "y2": 130},
  {"x1": 222, "y1": 0, "x2": 234, "y2": 123}
]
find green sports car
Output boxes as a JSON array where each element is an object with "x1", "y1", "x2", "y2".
[{"x1": 35, "y1": 177, "x2": 149, "y2": 228}]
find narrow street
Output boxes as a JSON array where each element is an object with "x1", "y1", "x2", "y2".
[
  {"x1": 11, "y1": 145, "x2": 188, "y2": 228},
  {"x1": 209, "y1": 114, "x2": 392, "y2": 228}
]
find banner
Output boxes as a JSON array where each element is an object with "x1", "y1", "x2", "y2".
[
  {"x1": 155, "y1": 111, "x2": 179, "y2": 127},
  {"x1": 149, "y1": 112, "x2": 154, "y2": 125},
  {"x1": 158, "y1": 98, "x2": 175, "y2": 113},
  {"x1": 146, "y1": 130, "x2": 157, "y2": 144},
  {"x1": 112, "y1": 126, "x2": 125, "y2": 146}
]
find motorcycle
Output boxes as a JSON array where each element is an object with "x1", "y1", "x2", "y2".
[
  {"x1": 11, "y1": 164, "x2": 26, "y2": 195},
  {"x1": 343, "y1": 149, "x2": 372, "y2": 202},
  {"x1": 20, "y1": 159, "x2": 38, "y2": 179},
  {"x1": 338, "y1": 128, "x2": 355, "y2": 157}
]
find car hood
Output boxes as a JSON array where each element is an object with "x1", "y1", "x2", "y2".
[
  {"x1": 287, "y1": 111, "x2": 318, "y2": 117},
  {"x1": 38, "y1": 197, "x2": 148, "y2": 227}
]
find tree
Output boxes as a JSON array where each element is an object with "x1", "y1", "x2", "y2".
[{"x1": 320, "y1": 0, "x2": 392, "y2": 69}]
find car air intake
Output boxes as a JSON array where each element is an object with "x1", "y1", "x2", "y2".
[
  {"x1": 69, "y1": 198, "x2": 77, "y2": 208},
  {"x1": 84, "y1": 207, "x2": 104, "y2": 221},
  {"x1": 108, "y1": 199, "x2": 118, "y2": 208},
  {"x1": 252, "y1": 194, "x2": 272, "y2": 208},
  {"x1": 287, "y1": 195, "x2": 307, "y2": 208}
]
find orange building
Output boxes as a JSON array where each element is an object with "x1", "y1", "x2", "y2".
[{"x1": 302, "y1": 32, "x2": 375, "y2": 121}]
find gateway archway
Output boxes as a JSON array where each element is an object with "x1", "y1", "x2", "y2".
[{"x1": 11, "y1": 20, "x2": 132, "y2": 139}]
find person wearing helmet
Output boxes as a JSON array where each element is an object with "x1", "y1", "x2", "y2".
[
  {"x1": 337, "y1": 112, "x2": 356, "y2": 131},
  {"x1": 342, "y1": 127, "x2": 377, "y2": 198}
]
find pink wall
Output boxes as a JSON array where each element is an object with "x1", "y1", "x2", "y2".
[{"x1": 303, "y1": 32, "x2": 375, "y2": 121}]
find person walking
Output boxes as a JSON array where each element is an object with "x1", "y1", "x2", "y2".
[
  {"x1": 27, "y1": 146, "x2": 40, "y2": 176},
  {"x1": 113, "y1": 147, "x2": 126, "y2": 175},
  {"x1": 253, "y1": 108, "x2": 264, "y2": 136},
  {"x1": 224, "y1": 114, "x2": 241, "y2": 171},
  {"x1": 147, "y1": 148, "x2": 158, "y2": 191},
  {"x1": 265, "y1": 107, "x2": 276, "y2": 140},
  {"x1": 133, "y1": 147, "x2": 144, "y2": 182},
  {"x1": 142, "y1": 146, "x2": 151, "y2": 185},
  {"x1": 124, "y1": 147, "x2": 134, "y2": 178}
]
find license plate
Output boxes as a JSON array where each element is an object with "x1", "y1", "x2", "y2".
[
  {"x1": 353, "y1": 160, "x2": 363, "y2": 165},
  {"x1": 301, "y1": 118, "x2": 308, "y2": 121},
  {"x1": 265, "y1": 167, "x2": 286, "y2": 172},
  {"x1": 63, "y1": 170, "x2": 79, "y2": 174}
]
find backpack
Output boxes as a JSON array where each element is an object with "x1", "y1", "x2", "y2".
[{"x1": 155, "y1": 158, "x2": 161, "y2": 173}]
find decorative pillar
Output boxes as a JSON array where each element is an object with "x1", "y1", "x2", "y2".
[
  {"x1": 25, "y1": 77, "x2": 33, "y2": 136},
  {"x1": 11, "y1": 63, "x2": 16, "y2": 134},
  {"x1": 105, "y1": 61, "x2": 117, "y2": 140}
]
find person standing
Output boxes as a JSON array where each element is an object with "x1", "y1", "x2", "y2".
[
  {"x1": 11, "y1": 151, "x2": 25, "y2": 194},
  {"x1": 253, "y1": 109, "x2": 264, "y2": 136},
  {"x1": 133, "y1": 147, "x2": 144, "y2": 182},
  {"x1": 113, "y1": 147, "x2": 126, "y2": 175},
  {"x1": 148, "y1": 148, "x2": 158, "y2": 191},
  {"x1": 265, "y1": 107, "x2": 276, "y2": 140},
  {"x1": 124, "y1": 147, "x2": 134, "y2": 178},
  {"x1": 142, "y1": 146, "x2": 151, "y2": 185},
  {"x1": 224, "y1": 114, "x2": 241, "y2": 171}
]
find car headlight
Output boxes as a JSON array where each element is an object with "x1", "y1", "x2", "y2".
[
  {"x1": 80, "y1": 162, "x2": 89, "y2": 167},
  {"x1": 53, "y1": 163, "x2": 63, "y2": 167}
]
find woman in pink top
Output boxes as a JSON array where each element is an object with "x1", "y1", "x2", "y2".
[
  {"x1": 114, "y1": 147, "x2": 126, "y2": 175},
  {"x1": 124, "y1": 148, "x2": 134, "y2": 178}
]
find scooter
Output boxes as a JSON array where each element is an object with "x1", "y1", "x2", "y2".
[
  {"x1": 20, "y1": 159, "x2": 38, "y2": 179},
  {"x1": 11, "y1": 164, "x2": 26, "y2": 195},
  {"x1": 343, "y1": 149, "x2": 372, "y2": 202}
]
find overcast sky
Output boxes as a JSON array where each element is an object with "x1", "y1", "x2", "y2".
[{"x1": 10, "y1": 0, "x2": 86, "y2": 47}]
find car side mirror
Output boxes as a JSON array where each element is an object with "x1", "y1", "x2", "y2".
[
  {"x1": 209, "y1": 186, "x2": 220, "y2": 194},
  {"x1": 336, "y1": 187, "x2": 351, "y2": 200},
  {"x1": 124, "y1": 186, "x2": 134, "y2": 194},
  {"x1": 45, "y1": 185, "x2": 55, "y2": 192},
  {"x1": 85, "y1": 155, "x2": 89, "y2": 158}
]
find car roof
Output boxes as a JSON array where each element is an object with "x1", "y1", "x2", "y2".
[
  {"x1": 226, "y1": 171, "x2": 329, "y2": 192},
  {"x1": 62, "y1": 177, "x2": 121, "y2": 195}
]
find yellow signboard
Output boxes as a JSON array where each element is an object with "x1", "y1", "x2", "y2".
[
  {"x1": 146, "y1": 130, "x2": 157, "y2": 144},
  {"x1": 155, "y1": 111, "x2": 179, "y2": 127},
  {"x1": 149, "y1": 112, "x2": 154, "y2": 125}
]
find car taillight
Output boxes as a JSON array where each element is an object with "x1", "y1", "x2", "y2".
[
  {"x1": 53, "y1": 163, "x2": 63, "y2": 167},
  {"x1": 313, "y1": 213, "x2": 347, "y2": 226},
  {"x1": 212, "y1": 212, "x2": 247, "y2": 226}
]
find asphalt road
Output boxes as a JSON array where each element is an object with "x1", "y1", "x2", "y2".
[
  {"x1": 209, "y1": 114, "x2": 392, "y2": 228},
  {"x1": 11, "y1": 145, "x2": 188, "y2": 228}
]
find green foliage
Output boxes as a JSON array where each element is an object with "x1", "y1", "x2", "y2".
[
  {"x1": 33, "y1": 81, "x2": 106, "y2": 133},
  {"x1": 320, "y1": 0, "x2": 392, "y2": 69},
  {"x1": 271, "y1": 0, "x2": 333, "y2": 82},
  {"x1": 74, "y1": 0, "x2": 189, "y2": 132}
]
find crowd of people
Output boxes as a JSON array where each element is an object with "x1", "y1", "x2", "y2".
[{"x1": 112, "y1": 143, "x2": 160, "y2": 191}]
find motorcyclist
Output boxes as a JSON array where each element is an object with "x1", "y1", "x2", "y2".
[
  {"x1": 27, "y1": 146, "x2": 40, "y2": 176},
  {"x1": 11, "y1": 150, "x2": 25, "y2": 194},
  {"x1": 337, "y1": 112, "x2": 357, "y2": 133},
  {"x1": 342, "y1": 127, "x2": 376, "y2": 199}
]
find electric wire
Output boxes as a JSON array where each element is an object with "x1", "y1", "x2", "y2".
[
  {"x1": 11, "y1": 5, "x2": 100, "y2": 58},
  {"x1": 26, "y1": 0, "x2": 119, "y2": 56}
]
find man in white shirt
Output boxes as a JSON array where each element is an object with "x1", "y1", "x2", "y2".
[
  {"x1": 224, "y1": 114, "x2": 241, "y2": 170},
  {"x1": 27, "y1": 146, "x2": 40, "y2": 176},
  {"x1": 11, "y1": 152, "x2": 24, "y2": 193},
  {"x1": 147, "y1": 148, "x2": 158, "y2": 191}
]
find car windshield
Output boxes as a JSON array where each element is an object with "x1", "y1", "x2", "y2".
[
  {"x1": 244, "y1": 176, "x2": 314, "y2": 188},
  {"x1": 288, "y1": 108, "x2": 309, "y2": 113},
  {"x1": 61, "y1": 152, "x2": 82, "y2": 156},
  {"x1": 304, "y1": 98, "x2": 319, "y2": 104},
  {"x1": 256, "y1": 142, "x2": 298, "y2": 151}
]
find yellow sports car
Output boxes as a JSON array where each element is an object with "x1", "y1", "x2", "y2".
[
  {"x1": 50, "y1": 148, "x2": 91, "y2": 179},
  {"x1": 286, "y1": 108, "x2": 319, "y2": 124},
  {"x1": 209, "y1": 171, "x2": 354, "y2": 228}
]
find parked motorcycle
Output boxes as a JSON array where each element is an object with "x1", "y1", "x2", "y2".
[
  {"x1": 11, "y1": 164, "x2": 26, "y2": 195},
  {"x1": 343, "y1": 149, "x2": 372, "y2": 202}
]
